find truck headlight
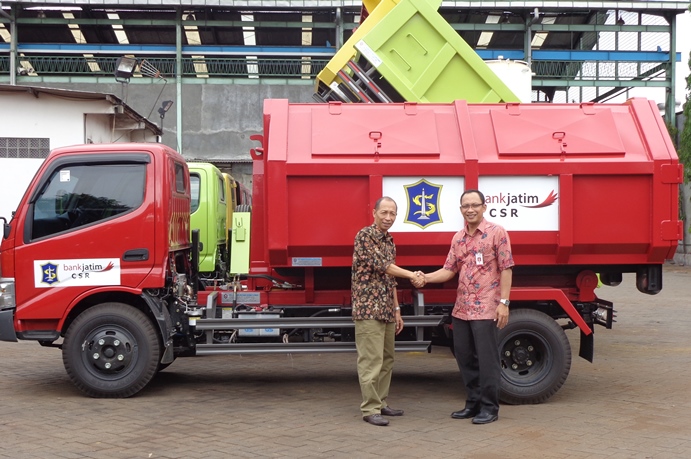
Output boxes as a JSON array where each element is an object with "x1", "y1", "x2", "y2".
[{"x1": 0, "y1": 278, "x2": 15, "y2": 309}]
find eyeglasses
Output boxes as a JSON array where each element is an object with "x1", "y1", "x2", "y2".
[{"x1": 460, "y1": 203, "x2": 483, "y2": 210}]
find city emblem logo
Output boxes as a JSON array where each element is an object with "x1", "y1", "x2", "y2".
[
  {"x1": 40, "y1": 262, "x2": 59, "y2": 285},
  {"x1": 404, "y1": 179, "x2": 442, "y2": 229}
]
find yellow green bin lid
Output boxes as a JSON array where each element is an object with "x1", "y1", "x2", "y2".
[{"x1": 316, "y1": 0, "x2": 520, "y2": 103}]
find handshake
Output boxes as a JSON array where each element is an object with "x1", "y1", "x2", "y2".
[{"x1": 410, "y1": 271, "x2": 426, "y2": 288}]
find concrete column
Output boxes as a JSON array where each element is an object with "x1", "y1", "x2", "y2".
[{"x1": 176, "y1": 8, "x2": 183, "y2": 154}]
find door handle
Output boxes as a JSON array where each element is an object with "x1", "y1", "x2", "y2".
[{"x1": 123, "y1": 248, "x2": 149, "y2": 261}]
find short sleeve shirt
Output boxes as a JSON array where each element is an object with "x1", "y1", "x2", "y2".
[
  {"x1": 351, "y1": 224, "x2": 398, "y2": 322},
  {"x1": 442, "y1": 218, "x2": 514, "y2": 320}
]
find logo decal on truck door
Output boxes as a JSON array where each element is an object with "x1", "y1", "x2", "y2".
[
  {"x1": 34, "y1": 258, "x2": 121, "y2": 288},
  {"x1": 40, "y1": 263, "x2": 59, "y2": 285}
]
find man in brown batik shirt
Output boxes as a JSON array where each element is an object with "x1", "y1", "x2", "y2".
[{"x1": 351, "y1": 196, "x2": 425, "y2": 427}]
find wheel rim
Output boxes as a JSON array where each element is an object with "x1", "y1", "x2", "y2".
[
  {"x1": 79, "y1": 325, "x2": 139, "y2": 380},
  {"x1": 500, "y1": 331, "x2": 553, "y2": 387}
]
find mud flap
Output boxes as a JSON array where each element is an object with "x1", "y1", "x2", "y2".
[
  {"x1": 160, "y1": 341, "x2": 175, "y2": 364},
  {"x1": 141, "y1": 293, "x2": 175, "y2": 364},
  {"x1": 579, "y1": 329, "x2": 594, "y2": 363}
]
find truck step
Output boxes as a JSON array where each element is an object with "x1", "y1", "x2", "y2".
[
  {"x1": 194, "y1": 340, "x2": 433, "y2": 355},
  {"x1": 193, "y1": 315, "x2": 444, "y2": 330}
]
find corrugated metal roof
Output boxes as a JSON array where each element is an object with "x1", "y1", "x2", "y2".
[{"x1": 4, "y1": 0, "x2": 688, "y2": 11}]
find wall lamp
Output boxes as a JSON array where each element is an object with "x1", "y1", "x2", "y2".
[
  {"x1": 158, "y1": 100, "x2": 174, "y2": 119},
  {"x1": 158, "y1": 100, "x2": 174, "y2": 138},
  {"x1": 114, "y1": 56, "x2": 138, "y2": 83}
]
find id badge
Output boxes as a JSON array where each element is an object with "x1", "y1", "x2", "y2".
[{"x1": 475, "y1": 252, "x2": 484, "y2": 265}]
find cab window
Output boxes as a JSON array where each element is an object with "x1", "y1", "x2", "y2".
[
  {"x1": 174, "y1": 162, "x2": 186, "y2": 193},
  {"x1": 218, "y1": 175, "x2": 225, "y2": 203},
  {"x1": 31, "y1": 163, "x2": 146, "y2": 239},
  {"x1": 190, "y1": 173, "x2": 201, "y2": 213}
]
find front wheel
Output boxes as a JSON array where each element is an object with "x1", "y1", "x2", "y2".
[
  {"x1": 498, "y1": 308, "x2": 572, "y2": 404},
  {"x1": 62, "y1": 303, "x2": 160, "y2": 398}
]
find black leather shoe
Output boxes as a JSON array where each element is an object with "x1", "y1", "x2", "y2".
[
  {"x1": 451, "y1": 408, "x2": 480, "y2": 419},
  {"x1": 381, "y1": 406, "x2": 404, "y2": 416},
  {"x1": 472, "y1": 412, "x2": 498, "y2": 424},
  {"x1": 363, "y1": 414, "x2": 389, "y2": 426}
]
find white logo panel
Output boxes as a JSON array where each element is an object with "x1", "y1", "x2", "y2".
[
  {"x1": 383, "y1": 176, "x2": 465, "y2": 233},
  {"x1": 479, "y1": 176, "x2": 560, "y2": 231}
]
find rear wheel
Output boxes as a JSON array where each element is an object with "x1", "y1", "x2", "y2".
[
  {"x1": 62, "y1": 303, "x2": 160, "y2": 398},
  {"x1": 498, "y1": 308, "x2": 571, "y2": 404}
]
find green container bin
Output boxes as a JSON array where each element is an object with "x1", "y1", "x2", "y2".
[{"x1": 353, "y1": 0, "x2": 520, "y2": 103}]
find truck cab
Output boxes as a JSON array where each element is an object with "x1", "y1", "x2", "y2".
[
  {"x1": 0, "y1": 143, "x2": 193, "y2": 397},
  {"x1": 189, "y1": 162, "x2": 228, "y2": 281}
]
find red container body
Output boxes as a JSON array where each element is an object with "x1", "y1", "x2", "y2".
[{"x1": 249, "y1": 98, "x2": 681, "y2": 281}]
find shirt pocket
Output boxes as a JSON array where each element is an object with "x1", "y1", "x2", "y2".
[{"x1": 478, "y1": 244, "x2": 496, "y2": 266}]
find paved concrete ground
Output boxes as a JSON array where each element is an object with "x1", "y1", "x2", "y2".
[{"x1": 1, "y1": 265, "x2": 690, "y2": 459}]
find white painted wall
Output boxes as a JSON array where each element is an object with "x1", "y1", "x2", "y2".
[
  {"x1": 0, "y1": 158, "x2": 45, "y2": 220},
  {"x1": 85, "y1": 114, "x2": 116, "y2": 144},
  {"x1": 0, "y1": 91, "x2": 115, "y2": 147}
]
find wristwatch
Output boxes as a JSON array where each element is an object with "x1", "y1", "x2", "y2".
[{"x1": 499, "y1": 299, "x2": 510, "y2": 306}]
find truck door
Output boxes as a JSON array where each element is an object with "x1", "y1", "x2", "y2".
[
  {"x1": 12, "y1": 153, "x2": 155, "y2": 317},
  {"x1": 190, "y1": 167, "x2": 213, "y2": 272}
]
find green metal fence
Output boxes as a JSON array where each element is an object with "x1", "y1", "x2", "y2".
[
  {"x1": 531, "y1": 60, "x2": 668, "y2": 81},
  {"x1": 2, "y1": 55, "x2": 330, "y2": 78},
  {"x1": 1, "y1": 55, "x2": 667, "y2": 84}
]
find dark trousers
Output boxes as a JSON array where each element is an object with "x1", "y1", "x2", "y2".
[{"x1": 452, "y1": 317, "x2": 500, "y2": 415}]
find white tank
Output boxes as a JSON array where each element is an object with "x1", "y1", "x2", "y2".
[{"x1": 485, "y1": 58, "x2": 533, "y2": 103}]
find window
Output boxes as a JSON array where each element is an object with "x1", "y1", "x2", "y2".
[
  {"x1": 218, "y1": 175, "x2": 225, "y2": 203},
  {"x1": 190, "y1": 173, "x2": 201, "y2": 213},
  {"x1": 0, "y1": 137, "x2": 50, "y2": 158},
  {"x1": 174, "y1": 162, "x2": 186, "y2": 193},
  {"x1": 31, "y1": 163, "x2": 146, "y2": 239},
  {"x1": 229, "y1": 180, "x2": 237, "y2": 209}
]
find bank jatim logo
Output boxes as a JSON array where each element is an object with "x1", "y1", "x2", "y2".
[
  {"x1": 99, "y1": 262, "x2": 116, "y2": 272},
  {"x1": 522, "y1": 190, "x2": 558, "y2": 208},
  {"x1": 487, "y1": 190, "x2": 559, "y2": 208},
  {"x1": 404, "y1": 179, "x2": 442, "y2": 229}
]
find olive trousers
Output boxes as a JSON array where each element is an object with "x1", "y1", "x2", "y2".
[{"x1": 355, "y1": 319, "x2": 396, "y2": 417}]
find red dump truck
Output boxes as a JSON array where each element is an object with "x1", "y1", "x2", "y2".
[{"x1": 0, "y1": 98, "x2": 682, "y2": 402}]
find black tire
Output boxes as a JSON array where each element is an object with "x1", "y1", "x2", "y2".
[
  {"x1": 235, "y1": 204, "x2": 251, "y2": 213},
  {"x1": 498, "y1": 309, "x2": 571, "y2": 405},
  {"x1": 62, "y1": 303, "x2": 160, "y2": 398}
]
